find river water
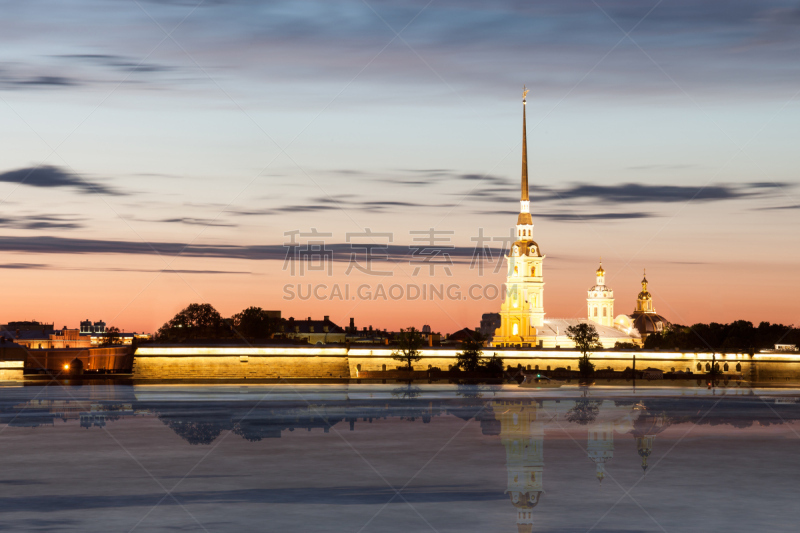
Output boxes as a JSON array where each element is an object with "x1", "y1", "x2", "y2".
[{"x1": 1, "y1": 383, "x2": 799, "y2": 532}]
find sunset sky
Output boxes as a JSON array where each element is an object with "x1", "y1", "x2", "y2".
[{"x1": 1, "y1": 0, "x2": 799, "y2": 334}]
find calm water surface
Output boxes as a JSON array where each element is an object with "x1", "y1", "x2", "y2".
[{"x1": 1, "y1": 383, "x2": 799, "y2": 532}]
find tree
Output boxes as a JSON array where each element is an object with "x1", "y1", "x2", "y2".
[
  {"x1": 614, "y1": 341, "x2": 638, "y2": 350},
  {"x1": 230, "y1": 307, "x2": 278, "y2": 340},
  {"x1": 566, "y1": 399, "x2": 601, "y2": 425},
  {"x1": 156, "y1": 303, "x2": 225, "y2": 342},
  {"x1": 481, "y1": 353, "x2": 504, "y2": 374},
  {"x1": 567, "y1": 322, "x2": 602, "y2": 378},
  {"x1": 101, "y1": 326, "x2": 122, "y2": 346},
  {"x1": 456, "y1": 330, "x2": 486, "y2": 372},
  {"x1": 392, "y1": 327, "x2": 424, "y2": 371}
]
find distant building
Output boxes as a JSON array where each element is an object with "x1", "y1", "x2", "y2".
[
  {"x1": 6, "y1": 327, "x2": 92, "y2": 350},
  {"x1": 480, "y1": 313, "x2": 500, "y2": 339},
  {"x1": 284, "y1": 316, "x2": 346, "y2": 345},
  {"x1": 2, "y1": 320, "x2": 149, "y2": 348},
  {"x1": 1, "y1": 321, "x2": 54, "y2": 335},
  {"x1": 344, "y1": 318, "x2": 390, "y2": 344},
  {"x1": 775, "y1": 344, "x2": 798, "y2": 352},
  {"x1": 80, "y1": 320, "x2": 106, "y2": 334}
]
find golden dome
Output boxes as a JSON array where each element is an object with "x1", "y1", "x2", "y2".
[
  {"x1": 638, "y1": 269, "x2": 650, "y2": 299},
  {"x1": 596, "y1": 261, "x2": 605, "y2": 275}
]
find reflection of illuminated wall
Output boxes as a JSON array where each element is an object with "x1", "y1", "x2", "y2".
[{"x1": 493, "y1": 400, "x2": 544, "y2": 533}]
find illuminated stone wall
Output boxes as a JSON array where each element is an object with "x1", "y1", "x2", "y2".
[
  {"x1": 133, "y1": 347, "x2": 351, "y2": 379},
  {"x1": 131, "y1": 346, "x2": 800, "y2": 380},
  {"x1": 0, "y1": 360, "x2": 23, "y2": 381},
  {"x1": 347, "y1": 348, "x2": 756, "y2": 375}
]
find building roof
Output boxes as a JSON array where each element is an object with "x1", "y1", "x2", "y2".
[
  {"x1": 285, "y1": 318, "x2": 345, "y2": 334},
  {"x1": 630, "y1": 312, "x2": 670, "y2": 335},
  {"x1": 539, "y1": 318, "x2": 639, "y2": 340},
  {"x1": 448, "y1": 328, "x2": 480, "y2": 342}
]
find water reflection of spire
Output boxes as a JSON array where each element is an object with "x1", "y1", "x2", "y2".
[
  {"x1": 493, "y1": 400, "x2": 543, "y2": 533},
  {"x1": 586, "y1": 401, "x2": 640, "y2": 483},
  {"x1": 630, "y1": 404, "x2": 670, "y2": 473}
]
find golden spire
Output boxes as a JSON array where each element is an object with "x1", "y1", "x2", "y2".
[
  {"x1": 597, "y1": 258, "x2": 604, "y2": 275},
  {"x1": 518, "y1": 86, "x2": 533, "y2": 225},
  {"x1": 521, "y1": 86, "x2": 529, "y2": 203}
]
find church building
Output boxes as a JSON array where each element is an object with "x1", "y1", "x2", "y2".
[{"x1": 492, "y1": 90, "x2": 670, "y2": 348}]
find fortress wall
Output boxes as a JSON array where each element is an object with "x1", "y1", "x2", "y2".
[
  {"x1": 347, "y1": 348, "x2": 759, "y2": 375},
  {"x1": 0, "y1": 360, "x2": 24, "y2": 381},
  {"x1": 131, "y1": 346, "x2": 800, "y2": 380},
  {"x1": 133, "y1": 353, "x2": 350, "y2": 380}
]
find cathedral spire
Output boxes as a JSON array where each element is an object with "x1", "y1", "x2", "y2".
[
  {"x1": 518, "y1": 86, "x2": 533, "y2": 226},
  {"x1": 521, "y1": 86, "x2": 529, "y2": 202}
]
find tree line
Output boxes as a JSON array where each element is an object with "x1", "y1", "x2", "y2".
[
  {"x1": 644, "y1": 320, "x2": 799, "y2": 352},
  {"x1": 155, "y1": 303, "x2": 282, "y2": 343}
]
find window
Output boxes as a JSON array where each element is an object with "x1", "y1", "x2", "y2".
[
  {"x1": 512, "y1": 323, "x2": 519, "y2": 335},
  {"x1": 603, "y1": 308, "x2": 607, "y2": 317},
  {"x1": 594, "y1": 308, "x2": 598, "y2": 317},
  {"x1": 357, "y1": 364, "x2": 361, "y2": 371},
  {"x1": 736, "y1": 363, "x2": 741, "y2": 372},
  {"x1": 382, "y1": 364, "x2": 386, "y2": 371}
]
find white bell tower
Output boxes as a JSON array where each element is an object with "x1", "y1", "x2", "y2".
[{"x1": 587, "y1": 261, "x2": 614, "y2": 328}]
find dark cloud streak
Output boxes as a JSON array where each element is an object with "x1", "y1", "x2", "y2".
[
  {"x1": 0, "y1": 262, "x2": 250, "y2": 274},
  {"x1": 0, "y1": 236, "x2": 501, "y2": 264},
  {"x1": 0, "y1": 215, "x2": 84, "y2": 230},
  {"x1": 482, "y1": 210, "x2": 654, "y2": 221},
  {"x1": 463, "y1": 181, "x2": 788, "y2": 205},
  {"x1": 0, "y1": 166, "x2": 123, "y2": 196}
]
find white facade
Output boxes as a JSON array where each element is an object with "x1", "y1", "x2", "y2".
[{"x1": 587, "y1": 263, "x2": 615, "y2": 328}]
